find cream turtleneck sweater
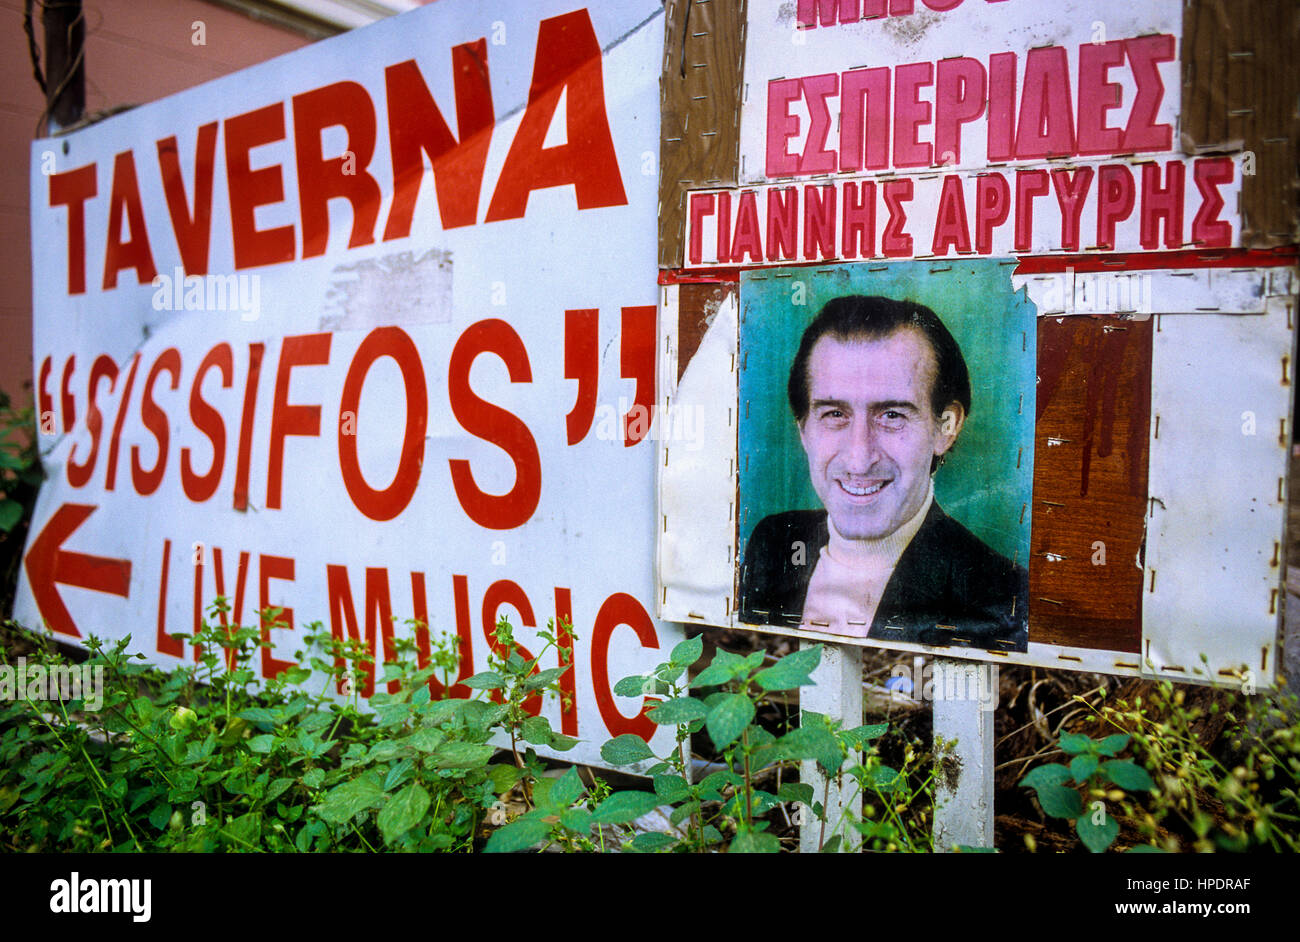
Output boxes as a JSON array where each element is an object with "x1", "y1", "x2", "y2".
[{"x1": 800, "y1": 480, "x2": 934, "y2": 638}]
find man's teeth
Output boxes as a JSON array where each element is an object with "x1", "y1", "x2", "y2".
[{"x1": 841, "y1": 480, "x2": 887, "y2": 496}]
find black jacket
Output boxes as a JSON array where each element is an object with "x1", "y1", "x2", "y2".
[{"x1": 738, "y1": 503, "x2": 1028, "y2": 652}]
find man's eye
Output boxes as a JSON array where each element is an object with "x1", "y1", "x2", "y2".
[{"x1": 877, "y1": 410, "x2": 907, "y2": 429}]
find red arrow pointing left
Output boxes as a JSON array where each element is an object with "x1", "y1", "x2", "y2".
[{"x1": 24, "y1": 503, "x2": 133, "y2": 638}]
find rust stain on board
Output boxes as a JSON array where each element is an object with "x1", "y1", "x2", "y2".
[{"x1": 1030, "y1": 317, "x2": 1153, "y2": 653}]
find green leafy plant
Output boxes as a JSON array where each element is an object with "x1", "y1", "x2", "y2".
[
  {"x1": 1018, "y1": 730, "x2": 1155, "y2": 852},
  {"x1": 4, "y1": 613, "x2": 939, "y2": 854},
  {"x1": 523, "y1": 637, "x2": 924, "y2": 853},
  {"x1": 0, "y1": 389, "x2": 41, "y2": 537},
  {"x1": 1097, "y1": 681, "x2": 1300, "y2": 852},
  {"x1": 0, "y1": 606, "x2": 578, "y2": 852}
]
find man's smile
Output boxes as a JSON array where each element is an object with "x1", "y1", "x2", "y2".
[{"x1": 836, "y1": 477, "x2": 891, "y2": 499}]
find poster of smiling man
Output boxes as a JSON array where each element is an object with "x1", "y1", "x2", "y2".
[{"x1": 736, "y1": 260, "x2": 1035, "y2": 654}]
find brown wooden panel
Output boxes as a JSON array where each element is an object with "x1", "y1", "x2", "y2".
[
  {"x1": 1182, "y1": 0, "x2": 1300, "y2": 246},
  {"x1": 1029, "y1": 317, "x2": 1153, "y2": 653},
  {"x1": 659, "y1": 0, "x2": 746, "y2": 269}
]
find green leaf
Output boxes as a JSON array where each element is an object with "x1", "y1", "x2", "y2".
[
  {"x1": 753, "y1": 645, "x2": 822, "y2": 691},
  {"x1": 628, "y1": 831, "x2": 677, "y2": 852},
  {"x1": 1058, "y1": 732, "x2": 1095, "y2": 755},
  {"x1": 653, "y1": 775, "x2": 692, "y2": 803},
  {"x1": 523, "y1": 667, "x2": 568, "y2": 691},
  {"x1": 247, "y1": 734, "x2": 276, "y2": 755},
  {"x1": 547, "y1": 767, "x2": 587, "y2": 808},
  {"x1": 670, "y1": 636, "x2": 704, "y2": 667},
  {"x1": 486, "y1": 815, "x2": 549, "y2": 853},
  {"x1": 406, "y1": 728, "x2": 444, "y2": 753},
  {"x1": 302, "y1": 768, "x2": 325, "y2": 789},
  {"x1": 1018, "y1": 764, "x2": 1071, "y2": 790},
  {"x1": 431, "y1": 742, "x2": 496, "y2": 769},
  {"x1": 487, "y1": 763, "x2": 524, "y2": 795},
  {"x1": 1125, "y1": 844, "x2": 1167, "y2": 853},
  {"x1": 706, "y1": 693, "x2": 755, "y2": 749},
  {"x1": 148, "y1": 804, "x2": 172, "y2": 831},
  {"x1": 691, "y1": 662, "x2": 738, "y2": 688},
  {"x1": 698, "y1": 769, "x2": 744, "y2": 799},
  {"x1": 669, "y1": 800, "x2": 701, "y2": 826},
  {"x1": 1069, "y1": 754, "x2": 1100, "y2": 783},
  {"x1": 549, "y1": 733, "x2": 579, "y2": 752},
  {"x1": 1096, "y1": 733, "x2": 1131, "y2": 757},
  {"x1": 647, "y1": 696, "x2": 708, "y2": 726},
  {"x1": 776, "y1": 726, "x2": 843, "y2": 774},
  {"x1": 777, "y1": 782, "x2": 814, "y2": 805},
  {"x1": 314, "y1": 773, "x2": 385, "y2": 824},
  {"x1": 378, "y1": 783, "x2": 431, "y2": 843},
  {"x1": 840, "y1": 723, "x2": 889, "y2": 747},
  {"x1": 0, "y1": 499, "x2": 22, "y2": 533},
  {"x1": 559, "y1": 807, "x2": 592, "y2": 832},
  {"x1": 601, "y1": 733, "x2": 655, "y2": 767},
  {"x1": 384, "y1": 759, "x2": 415, "y2": 793},
  {"x1": 729, "y1": 829, "x2": 780, "y2": 853},
  {"x1": 613, "y1": 674, "x2": 648, "y2": 697},
  {"x1": 591, "y1": 791, "x2": 661, "y2": 825},
  {"x1": 1035, "y1": 783, "x2": 1084, "y2": 819},
  {"x1": 266, "y1": 777, "x2": 294, "y2": 803},
  {"x1": 462, "y1": 671, "x2": 504, "y2": 690},
  {"x1": 237, "y1": 707, "x2": 279, "y2": 726},
  {"x1": 1102, "y1": 759, "x2": 1155, "y2": 792},
  {"x1": 223, "y1": 812, "x2": 262, "y2": 849},
  {"x1": 1075, "y1": 811, "x2": 1120, "y2": 853},
  {"x1": 521, "y1": 715, "x2": 554, "y2": 746},
  {"x1": 868, "y1": 765, "x2": 903, "y2": 793}
]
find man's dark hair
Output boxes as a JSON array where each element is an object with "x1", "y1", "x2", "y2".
[{"x1": 787, "y1": 295, "x2": 972, "y2": 424}]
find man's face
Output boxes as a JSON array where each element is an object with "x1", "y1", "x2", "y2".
[{"x1": 797, "y1": 329, "x2": 963, "y2": 541}]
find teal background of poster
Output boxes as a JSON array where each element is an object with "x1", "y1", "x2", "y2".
[{"x1": 738, "y1": 260, "x2": 1036, "y2": 567}]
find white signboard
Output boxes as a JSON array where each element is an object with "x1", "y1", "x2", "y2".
[
  {"x1": 680, "y1": 0, "x2": 1242, "y2": 266},
  {"x1": 20, "y1": 0, "x2": 677, "y2": 764}
]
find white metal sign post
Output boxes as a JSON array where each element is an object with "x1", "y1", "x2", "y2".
[{"x1": 931, "y1": 658, "x2": 996, "y2": 851}]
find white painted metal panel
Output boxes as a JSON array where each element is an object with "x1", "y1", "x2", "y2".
[
  {"x1": 657, "y1": 285, "x2": 739, "y2": 627},
  {"x1": 1015, "y1": 265, "x2": 1277, "y2": 317},
  {"x1": 1143, "y1": 289, "x2": 1294, "y2": 689}
]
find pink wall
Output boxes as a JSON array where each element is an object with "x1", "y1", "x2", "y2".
[{"x1": 0, "y1": 0, "x2": 311, "y2": 406}]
